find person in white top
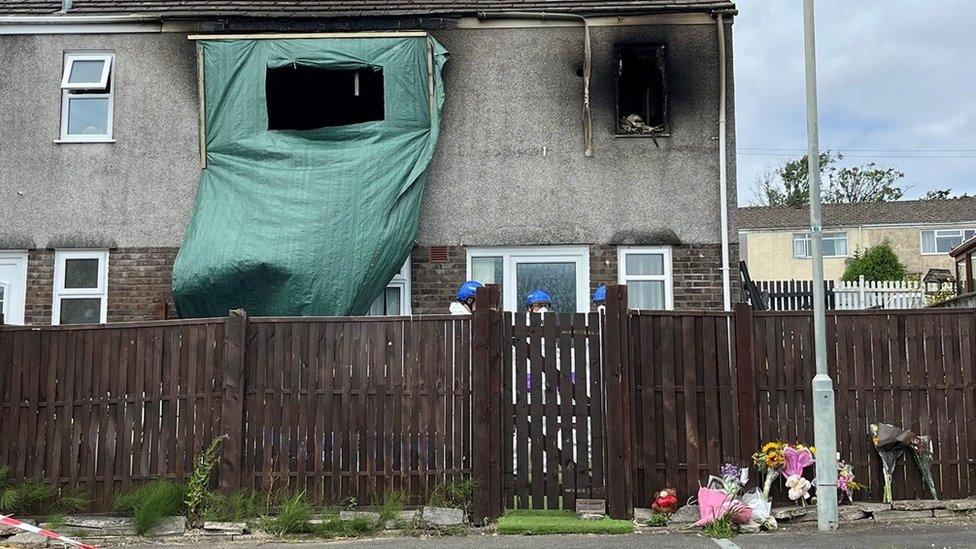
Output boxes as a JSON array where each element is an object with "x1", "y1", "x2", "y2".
[{"x1": 449, "y1": 280, "x2": 483, "y2": 315}]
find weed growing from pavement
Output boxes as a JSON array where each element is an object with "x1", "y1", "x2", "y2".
[
  {"x1": 0, "y1": 465, "x2": 90, "y2": 516},
  {"x1": 702, "y1": 515, "x2": 737, "y2": 539},
  {"x1": 112, "y1": 479, "x2": 186, "y2": 535}
]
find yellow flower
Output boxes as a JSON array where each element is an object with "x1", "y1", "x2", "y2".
[
  {"x1": 761, "y1": 441, "x2": 780, "y2": 453},
  {"x1": 809, "y1": 446, "x2": 816, "y2": 455}
]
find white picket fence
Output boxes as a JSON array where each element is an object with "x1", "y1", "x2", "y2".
[{"x1": 833, "y1": 276, "x2": 927, "y2": 310}]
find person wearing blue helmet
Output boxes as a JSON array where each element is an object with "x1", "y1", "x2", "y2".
[
  {"x1": 525, "y1": 289, "x2": 552, "y2": 313},
  {"x1": 450, "y1": 280, "x2": 483, "y2": 315},
  {"x1": 593, "y1": 284, "x2": 607, "y2": 312}
]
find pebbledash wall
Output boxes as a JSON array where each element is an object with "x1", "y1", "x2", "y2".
[{"x1": 2, "y1": 16, "x2": 736, "y2": 324}]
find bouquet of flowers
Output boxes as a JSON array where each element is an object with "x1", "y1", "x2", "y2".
[
  {"x1": 910, "y1": 435, "x2": 938, "y2": 500},
  {"x1": 870, "y1": 423, "x2": 914, "y2": 503},
  {"x1": 651, "y1": 488, "x2": 678, "y2": 516},
  {"x1": 708, "y1": 462, "x2": 748, "y2": 498},
  {"x1": 783, "y1": 444, "x2": 815, "y2": 504},
  {"x1": 836, "y1": 457, "x2": 865, "y2": 503},
  {"x1": 752, "y1": 441, "x2": 786, "y2": 500}
]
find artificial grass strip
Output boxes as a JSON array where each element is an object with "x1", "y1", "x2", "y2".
[{"x1": 497, "y1": 510, "x2": 634, "y2": 535}]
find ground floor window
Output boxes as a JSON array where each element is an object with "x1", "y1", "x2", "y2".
[
  {"x1": 53, "y1": 249, "x2": 109, "y2": 325},
  {"x1": 617, "y1": 246, "x2": 673, "y2": 310},
  {"x1": 369, "y1": 259, "x2": 411, "y2": 316},
  {"x1": 466, "y1": 246, "x2": 590, "y2": 313},
  {"x1": 0, "y1": 251, "x2": 28, "y2": 325}
]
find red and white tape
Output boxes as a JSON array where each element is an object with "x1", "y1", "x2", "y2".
[{"x1": 0, "y1": 514, "x2": 97, "y2": 549}]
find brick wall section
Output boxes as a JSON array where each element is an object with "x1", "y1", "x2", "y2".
[
  {"x1": 410, "y1": 245, "x2": 466, "y2": 315},
  {"x1": 24, "y1": 249, "x2": 54, "y2": 325},
  {"x1": 107, "y1": 248, "x2": 178, "y2": 322}
]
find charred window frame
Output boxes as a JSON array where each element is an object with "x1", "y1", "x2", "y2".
[
  {"x1": 614, "y1": 44, "x2": 669, "y2": 137},
  {"x1": 266, "y1": 64, "x2": 385, "y2": 131}
]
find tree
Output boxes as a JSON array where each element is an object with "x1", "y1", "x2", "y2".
[
  {"x1": 750, "y1": 151, "x2": 905, "y2": 206},
  {"x1": 841, "y1": 242, "x2": 907, "y2": 282},
  {"x1": 923, "y1": 187, "x2": 971, "y2": 200}
]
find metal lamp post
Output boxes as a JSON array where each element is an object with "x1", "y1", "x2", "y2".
[{"x1": 802, "y1": 0, "x2": 839, "y2": 531}]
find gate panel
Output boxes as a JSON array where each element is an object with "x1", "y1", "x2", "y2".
[{"x1": 503, "y1": 312, "x2": 605, "y2": 509}]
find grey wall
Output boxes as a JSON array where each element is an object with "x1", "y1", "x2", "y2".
[{"x1": 0, "y1": 21, "x2": 734, "y2": 249}]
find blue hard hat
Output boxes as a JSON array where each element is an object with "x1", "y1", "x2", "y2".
[
  {"x1": 525, "y1": 289, "x2": 552, "y2": 307},
  {"x1": 457, "y1": 280, "x2": 484, "y2": 302},
  {"x1": 593, "y1": 285, "x2": 607, "y2": 303}
]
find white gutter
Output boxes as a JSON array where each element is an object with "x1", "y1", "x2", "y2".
[
  {"x1": 716, "y1": 11, "x2": 732, "y2": 311},
  {"x1": 0, "y1": 14, "x2": 215, "y2": 34}
]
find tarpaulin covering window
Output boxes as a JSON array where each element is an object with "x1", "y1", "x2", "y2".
[{"x1": 173, "y1": 36, "x2": 447, "y2": 317}]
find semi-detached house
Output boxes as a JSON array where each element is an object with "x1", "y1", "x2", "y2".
[{"x1": 0, "y1": 0, "x2": 738, "y2": 325}]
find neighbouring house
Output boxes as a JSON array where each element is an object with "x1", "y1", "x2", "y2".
[
  {"x1": 0, "y1": 0, "x2": 738, "y2": 326},
  {"x1": 738, "y1": 198, "x2": 976, "y2": 281}
]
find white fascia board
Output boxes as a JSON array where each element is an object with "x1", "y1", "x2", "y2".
[{"x1": 0, "y1": 15, "x2": 211, "y2": 34}]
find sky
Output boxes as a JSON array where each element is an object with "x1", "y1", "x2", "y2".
[{"x1": 732, "y1": 0, "x2": 976, "y2": 205}]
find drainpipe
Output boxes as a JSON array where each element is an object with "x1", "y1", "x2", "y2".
[
  {"x1": 477, "y1": 12, "x2": 593, "y2": 156},
  {"x1": 715, "y1": 11, "x2": 732, "y2": 311}
]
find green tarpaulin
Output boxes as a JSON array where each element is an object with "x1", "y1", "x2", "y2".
[{"x1": 173, "y1": 36, "x2": 447, "y2": 317}]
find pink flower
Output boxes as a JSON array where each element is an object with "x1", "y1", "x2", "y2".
[{"x1": 783, "y1": 445, "x2": 815, "y2": 478}]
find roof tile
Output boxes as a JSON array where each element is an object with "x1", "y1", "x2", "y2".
[{"x1": 738, "y1": 198, "x2": 976, "y2": 230}]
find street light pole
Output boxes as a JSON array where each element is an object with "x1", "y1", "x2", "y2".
[{"x1": 802, "y1": 0, "x2": 839, "y2": 531}]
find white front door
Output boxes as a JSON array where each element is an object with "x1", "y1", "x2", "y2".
[{"x1": 0, "y1": 251, "x2": 28, "y2": 325}]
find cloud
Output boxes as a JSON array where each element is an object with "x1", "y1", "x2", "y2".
[{"x1": 733, "y1": 0, "x2": 976, "y2": 204}]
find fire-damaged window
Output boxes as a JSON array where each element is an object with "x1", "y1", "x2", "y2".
[
  {"x1": 615, "y1": 44, "x2": 668, "y2": 136},
  {"x1": 266, "y1": 64, "x2": 384, "y2": 130}
]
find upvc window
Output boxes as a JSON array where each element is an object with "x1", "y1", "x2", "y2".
[
  {"x1": 793, "y1": 231, "x2": 848, "y2": 258},
  {"x1": 59, "y1": 53, "x2": 115, "y2": 142},
  {"x1": 921, "y1": 228, "x2": 976, "y2": 254},
  {"x1": 369, "y1": 259, "x2": 411, "y2": 316},
  {"x1": 52, "y1": 250, "x2": 109, "y2": 325},
  {"x1": 617, "y1": 246, "x2": 673, "y2": 310},
  {"x1": 466, "y1": 246, "x2": 590, "y2": 313}
]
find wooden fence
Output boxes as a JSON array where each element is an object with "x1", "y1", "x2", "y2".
[
  {"x1": 753, "y1": 278, "x2": 941, "y2": 311},
  {"x1": 2, "y1": 285, "x2": 975, "y2": 521}
]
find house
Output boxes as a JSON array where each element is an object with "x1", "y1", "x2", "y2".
[
  {"x1": 0, "y1": 0, "x2": 738, "y2": 326},
  {"x1": 738, "y1": 198, "x2": 976, "y2": 281}
]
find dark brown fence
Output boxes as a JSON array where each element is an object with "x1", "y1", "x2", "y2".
[
  {"x1": 2, "y1": 285, "x2": 975, "y2": 521},
  {"x1": 628, "y1": 311, "x2": 740, "y2": 506},
  {"x1": 750, "y1": 309, "x2": 976, "y2": 501},
  {"x1": 501, "y1": 312, "x2": 606, "y2": 510},
  {"x1": 0, "y1": 319, "x2": 227, "y2": 508},
  {"x1": 239, "y1": 315, "x2": 471, "y2": 506}
]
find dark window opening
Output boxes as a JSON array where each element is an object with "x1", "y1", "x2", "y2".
[
  {"x1": 266, "y1": 64, "x2": 384, "y2": 130},
  {"x1": 615, "y1": 44, "x2": 668, "y2": 136}
]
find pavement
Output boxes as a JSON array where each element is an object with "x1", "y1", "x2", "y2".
[{"x1": 121, "y1": 520, "x2": 976, "y2": 549}]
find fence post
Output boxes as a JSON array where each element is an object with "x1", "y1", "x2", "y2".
[
  {"x1": 603, "y1": 285, "x2": 633, "y2": 519},
  {"x1": 733, "y1": 302, "x2": 758, "y2": 461},
  {"x1": 219, "y1": 308, "x2": 248, "y2": 495},
  {"x1": 472, "y1": 285, "x2": 503, "y2": 524}
]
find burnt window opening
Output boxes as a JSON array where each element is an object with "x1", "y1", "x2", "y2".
[
  {"x1": 615, "y1": 44, "x2": 668, "y2": 136},
  {"x1": 266, "y1": 64, "x2": 384, "y2": 131}
]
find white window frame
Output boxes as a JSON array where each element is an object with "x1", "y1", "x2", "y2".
[
  {"x1": 61, "y1": 53, "x2": 113, "y2": 89},
  {"x1": 0, "y1": 251, "x2": 28, "y2": 325},
  {"x1": 52, "y1": 249, "x2": 109, "y2": 325},
  {"x1": 616, "y1": 246, "x2": 674, "y2": 310},
  {"x1": 793, "y1": 231, "x2": 848, "y2": 258},
  {"x1": 465, "y1": 246, "x2": 590, "y2": 313},
  {"x1": 369, "y1": 259, "x2": 412, "y2": 316},
  {"x1": 59, "y1": 52, "x2": 116, "y2": 143},
  {"x1": 921, "y1": 228, "x2": 976, "y2": 255}
]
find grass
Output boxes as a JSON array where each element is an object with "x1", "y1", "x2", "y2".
[
  {"x1": 428, "y1": 478, "x2": 474, "y2": 513},
  {"x1": 497, "y1": 509, "x2": 633, "y2": 535},
  {"x1": 263, "y1": 491, "x2": 314, "y2": 536},
  {"x1": 200, "y1": 488, "x2": 266, "y2": 523},
  {"x1": 112, "y1": 479, "x2": 186, "y2": 535},
  {"x1": 702, "y1": 515, "x2": 737, "y2": 539},
  {"x1": 0, "y1": 466, "x2": 90, "y2": 516}
]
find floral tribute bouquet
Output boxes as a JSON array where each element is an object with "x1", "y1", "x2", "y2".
[
  {"x1": 782, "y1": 444, "x2": 815, "y2": 504},
  {"x1": 836, "y1": 457, "x2": 866, "y2": 503},
  {"x1": 752, "y1": 441, "x2": 786, "y2": 500},
  {"x1": 910, "y1": 435, "x2": 938, "y2": 500},
  {"x1": 870, "y1": 423, "x2": 914, "y2": 503}
]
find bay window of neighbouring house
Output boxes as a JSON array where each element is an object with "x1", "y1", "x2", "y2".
[
  {"x1": 615, "y1": 44, "x2": 668, "y2": 136},
  {"x1": 466, "y1": 247, "x2": 590, "y2": 313},
  {"x1": 368, "y1": 259, "x2": 411, "y2": 316},
  {"x1": 921, "y1": 228, "x2": 976, "y2": 254},
  {"x1": 793, "y1": 232, "x2": 848, "y2": 258},
  {"x1": 52, "y1": 250, "x2": 109, "y2": 325},
  {"x1": 617, "y1": 246, "x2": 673, "y2": 310},
  {"x1": 59, "y1": 53, "x2": 115, "y2": 142}
]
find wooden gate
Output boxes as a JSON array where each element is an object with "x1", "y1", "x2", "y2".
[{"x1": 501, "y1": 312, "x2": 606, "y2": 509}]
